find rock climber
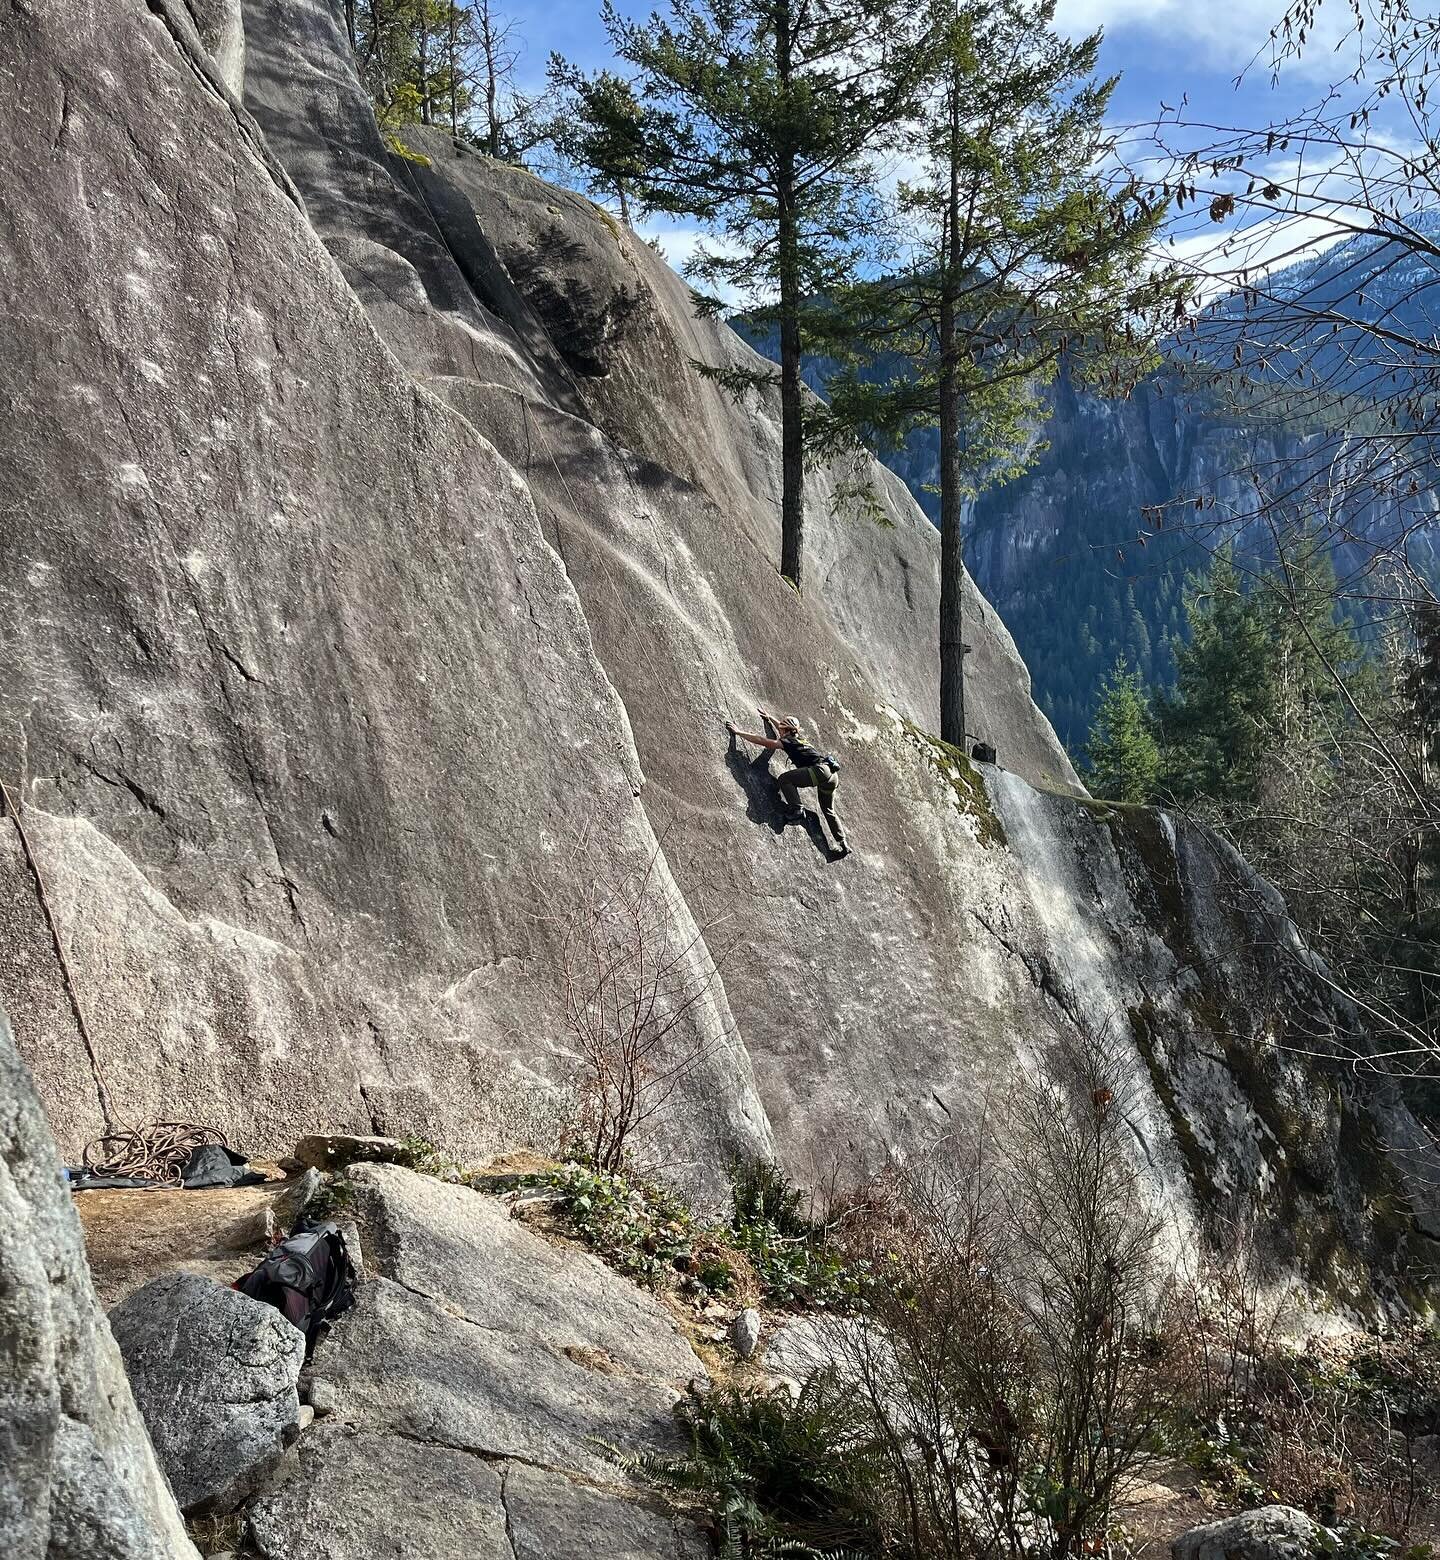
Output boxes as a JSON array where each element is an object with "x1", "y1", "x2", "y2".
[{"x1": 725, "y1": 707, "x2": 850, "y2": 858}]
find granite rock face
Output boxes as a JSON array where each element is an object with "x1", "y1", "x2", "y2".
[
  {"x1": 0, "y1": 1006, "x2": 197, "y2": 1560},
  {"x1": 109, "y1": 1272, "x2": 305, "y2": 1515},
  {"x1": 246, "y1": 1164, "x2": 708, "y2": 1558},
  {"x1": 0, "y1": 0, "x2": 765, "y2": 1178},
  {"x1": 1, "y1": 0, "x2": 1435, "y2": 1285}
]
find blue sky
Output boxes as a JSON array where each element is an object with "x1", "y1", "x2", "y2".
[
  {"x1": 508, "y1": 0, "x2": 1373, "y2": 283},
  {"x1": 511, "y1": 0, "x2": 1336, "y2": 144}
]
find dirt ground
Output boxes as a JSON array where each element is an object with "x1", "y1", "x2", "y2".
[{"x1": 75, "y1": 1168, "x2": 305, "y2": 1309}]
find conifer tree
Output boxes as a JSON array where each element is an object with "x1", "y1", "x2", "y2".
[
  {"x1": 585, "y1": 0, "x2": 925, "y2": 593},
  {"x1": 546, "y1": 65, "x2": 649, "y2": 226},
  {"x1": 1156, "y1": 550, "x2": 1278, "y2": 805},
  {"x1": 351, "y1": 0, "x2": 546, "y2": 154},
  {"x1": 1085, "y1": 657, "x2": 1159, "y2": 805},
  {"x1": 817, "y1": 0, "x2": 1174, "y2": 747}
]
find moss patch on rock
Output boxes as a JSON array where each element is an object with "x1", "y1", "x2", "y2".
[
  {"x1": 900, "y1": 720, "x2": 1007, "y2": 849},
  {"x1": 383, "y1": 133, "x2": 432, "y2": 167}
]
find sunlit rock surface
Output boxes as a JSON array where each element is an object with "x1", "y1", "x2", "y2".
[{"x1": 0, "y1": 0, "x2": 1434, "y2": 1300}]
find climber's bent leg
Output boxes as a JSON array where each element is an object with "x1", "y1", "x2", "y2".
[
  {"x1": 777, "y1": 766, "x2": 816, "y2": 819},
  {"x1": 817, "y1": 774, "x2": 848, "y2": 850}
]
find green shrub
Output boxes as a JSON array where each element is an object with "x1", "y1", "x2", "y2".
[
  {"x1": 728, "y1": 1218, "x2": 858, "y2": 1308},
  {"x1": 628, "y1": 1381, "x2": 884, "y2": 1559},
  {"x1": 540, "y1": 1161, "x2": 734, "y2": 1293},
  {"x1": 729, "y1": 1159, "x2": 860, "y2": 1309},
  {"x1": 732, "y1": 1158, "x2": 813, "y2": 1237},
  {"x1": 392, "y1": 1134, "x2": 452, "y2": 1177},
  {"x1": 527, "y1": 1156, "x2": 859, "y2": 1310}
]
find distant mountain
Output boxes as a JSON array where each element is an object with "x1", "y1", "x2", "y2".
[{"x1": 741, "y1": 219, "x2": 1440, "y2": 752}]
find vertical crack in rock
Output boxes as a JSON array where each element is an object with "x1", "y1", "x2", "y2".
[
  {"x1": 139, "y1": 0, "x2": 304, "y2": 215},
  {"x1": 498, "y1": 1462, "x2": 519, "y2": 1560}
]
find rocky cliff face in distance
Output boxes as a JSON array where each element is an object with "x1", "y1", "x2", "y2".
[{"x1": 1, "y1": 0, "x2": 1436, "y2": 1309}]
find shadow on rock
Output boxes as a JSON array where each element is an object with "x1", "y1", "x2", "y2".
[{"x1": 725, "y1": 739, "x2": 835, "y2": 861}]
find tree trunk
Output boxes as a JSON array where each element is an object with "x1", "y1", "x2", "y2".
[
  {"x1": 777, "y1": 183, "x2": 805, "y2": 594},
  {"x1": 417, "y1": 15, "x2": 432, "y2": 125},
  {"x1": 775, "y1": 0, "x2": 804, "y2": 593},
  {"x1": 486, "y1": 55, "x2": 500, "y2": 156},
  {"x1": 618, "y1": 181, "x2": 631, "y2": 227},
  {"x1": 937, "y1": 59, "x2": 967, "y2": 749},
  {"x1": 446, "y1": 3, "x2": 459, "y2": 132},
  {"x1": 344, "y1": 0, "x2": 357, "y2": 50}
]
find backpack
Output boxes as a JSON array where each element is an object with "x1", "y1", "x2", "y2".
[{"x1": 234, "y1": 1220, "x2": 356, "y2": 1359}]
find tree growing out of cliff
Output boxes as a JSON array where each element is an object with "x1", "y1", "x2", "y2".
[
  {"x1": 816, "y1": 0, "x2": 1175, "y2": 749},
  {"x1": 1084, "y1": 656, "x2": 1159, "y2": 804},
  {"x1": 576, "y1": 0, "x2": 927, "y2": 594},
  {"x1": 350, "y1": 0, "x2": 549, "y2": 156},
  {"x1": 545, "y1": 65, "x2": 649, "y2": 227},
  {"x1": 550, "y1": 843, "x2": 728, "y2": 1172}
]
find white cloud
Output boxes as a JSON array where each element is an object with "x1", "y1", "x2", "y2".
[{"x1": 1055, "y1": 0, "x2": 1359, "y2": 79}]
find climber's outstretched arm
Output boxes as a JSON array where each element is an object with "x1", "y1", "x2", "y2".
[{"x1": 725, "y1": 721, "x2": 782, "y2": 750}]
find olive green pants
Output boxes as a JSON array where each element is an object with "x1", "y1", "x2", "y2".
[{"x1": 778, "y1": 765, "x2": 847, "y2": 848}]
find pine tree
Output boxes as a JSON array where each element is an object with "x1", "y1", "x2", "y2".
[
  {"x1": 1085, "y1": 658, "x2": 1159, "y2": 804},
  {"x1": 1157, "y1": 549, "x2": 1278, "y2": 804},
  {"x1": 546, "y1": 66, "x2": 649, "y2": 226},
  {"x1": 585, "y1": 0, "x2": 925, "y2": 593},
  {"x1": 815, "y1": 0, "x2": 1175, "y2": 746}
]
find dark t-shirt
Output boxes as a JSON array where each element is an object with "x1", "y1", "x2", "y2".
[{"x1": 780, "y1": 736, "x2": 827, "y2": 770}]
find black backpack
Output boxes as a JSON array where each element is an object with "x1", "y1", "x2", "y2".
[{"x1": 235, "y1": 1220, "x2": 356, "y2": 1359}]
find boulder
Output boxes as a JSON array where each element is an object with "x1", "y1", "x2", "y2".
[
  {"x1": 731, "y1": 1307, "x2": 762, "y2": 1360},
  {"x1": 308, "y1": 1277, "x2": 685, "y2": 1482},
  {"x1": 249, "y1": 1428, "x2": 511, "y2": 1560},
  {"x1": 301, "y1": 1167, "x2": 706, "y2": 1482},
  {"x1": 249, "y1": 1427, "x2": 707, "y2": 1560},
  {"x1": 0, "y1": 1005, "x2": 197, "y2": 1559},
  {"x1": 109, "y1": 1272, "x2": 305, "y2": 1514},
  {"x1": 244, "y1": 1165, "x2": 710, "y2": 1554},
  {"x1": 1173, "y1": 1506, "x2": 1325, "y2": 1560},
  {"x1": 347, "y1": 1164, "x2": 702, "y2": 1382},
  {"x1": 291, "y1": 1134, "x2": 408, "y2": 1172}
]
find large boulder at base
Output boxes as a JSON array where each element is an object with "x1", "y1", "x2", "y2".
[
  {"x1": 247, "y1": 1428, "x2": 707, "y2": 1560},
  {"x1": 0, "y1": 1005, "x2": 197, "y2": 1559},
  {"x1": 300, "y1": 1166, "x2": 701, "y2": 1482},
  {"x1": 246, "y1": 1165, "x2": 708, "y2": 1556},
  {"x1": 109, "y1": 1271, "x2": 305, "y2": 1515},
  {"x1": 1173, "y1": 1506, "x2": 1325, "y2": 1560}
]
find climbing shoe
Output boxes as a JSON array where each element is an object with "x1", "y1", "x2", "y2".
[{"x1": 831, "y1": 844, "x2": 851, "y2": 860}]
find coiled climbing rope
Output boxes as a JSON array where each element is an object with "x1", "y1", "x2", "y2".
[{"x1": 82, "y1": 1122, "x2": 228, "y2": 1186}]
